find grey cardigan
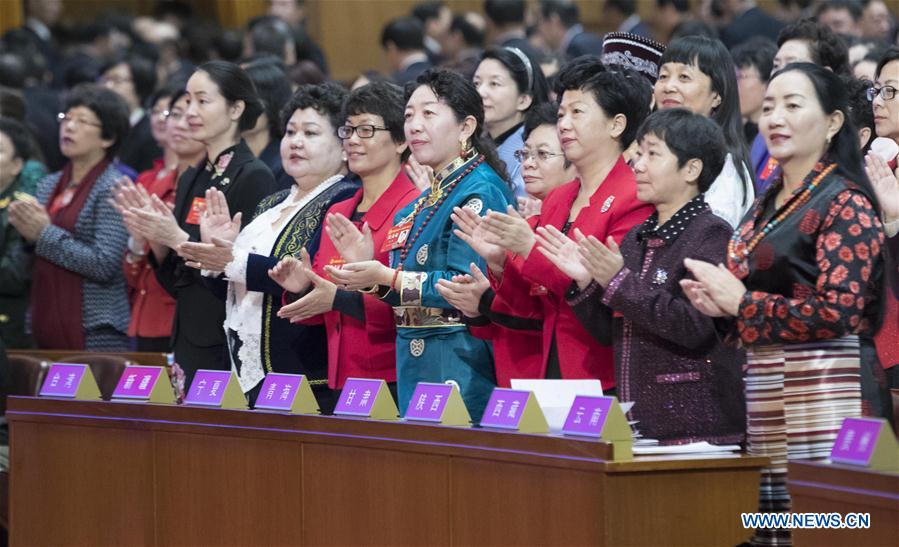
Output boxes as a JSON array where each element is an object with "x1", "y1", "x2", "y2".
[{"x1": 34, "y1": 163, "x2": 130, "y2": 337}]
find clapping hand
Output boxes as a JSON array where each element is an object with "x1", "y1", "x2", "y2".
[
  {"x1": 325, "y1": 213, "x2": 375, "y2": 262},
  {"x1": 682, "y1": 258, "x2": 746, "y2": 317},
  {"x1": 517, "y1": 195, "x2": 542, "y2": 218},
  {"x1": 178, "y1": 237, "x2": 235, "y2": 272},
  {"x1": 325, "y1": 260, "x2": 392, "y2": 291},
  {"x1": 451, "y1": 206, "x2": 507, "y2": 271},
  {"x1": 405, "y1": 155, "x2": 433, "y2": 191},
  {"x1": 482, "y1": 205, "x2": 536, "y2": 258},
  {"x1": 8, "y1": 198, "x2": 51, "y2": 243},
  {"x1": 268, "y1": 248, "x2": 314, "y2": 294},
  {"x1": 865, "y1": 153, "x2": 899, "y2": 224},
  {"x1": 435, "y1": 262, "x2": 490, "y2": 318},
  {"x1": 534, "y1": 225, "x2": 590, "y2": 288},
  {"x1": 121, "y1": 194, "x2": 188, "y2": 248},
  {"x1": 277, "y1": 262, "x2": 337, "y2": 323},
  {"x1": 110, "y1": 176, "x2": 152, "y2": 247},
  {"x1": 576, "y1": 231, "x2": 624, "y2": 289},
  {"x1": 200, "y1": 187, "x2": 241, "y2": 244}
]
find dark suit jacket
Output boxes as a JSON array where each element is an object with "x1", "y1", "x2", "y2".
[
  {"x1": 566, "y1": 31, "x2": 604, "y2": 59},
  {"x1": 500, "y1": 37, "x2": 539, "y2": 61},
  {"x1": 888, "y1": 232, "x2": 899, "y2": 301},
  {"x1": 117, "y1": 114, "x2": 162, "y2": 175},
  {"x1": 393, "y1": 60, "x2": 433, "y2": 85},
  {"x1": 720, "y1": 7, "x2": 785, "y2": 49},
  {"x1": 152, "y1": 140, "x2": 274, "y2": 373}
]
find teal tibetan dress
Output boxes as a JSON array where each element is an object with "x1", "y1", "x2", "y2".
[{"x1": 383, "y1": 152, "x2": 513, "y2": 421}]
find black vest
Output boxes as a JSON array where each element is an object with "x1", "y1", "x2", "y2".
[{"x1": 735, "y1": 170, "x2": 883, "y2": 328}]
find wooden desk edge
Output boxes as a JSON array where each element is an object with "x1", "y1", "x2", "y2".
[{"x1": 7, "y1": 396, "x2": 769, "y2": 473}]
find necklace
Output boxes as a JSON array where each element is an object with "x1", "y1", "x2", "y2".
[
  {"x1": 728, "y1": 163, "x2": 836, "y2": 261},
  {"x1": 425, "y1": 148, "x2": 478, "y2": 207},
  {"x1": 396, "y1": 155, "x2": 484, "y2": 272}
]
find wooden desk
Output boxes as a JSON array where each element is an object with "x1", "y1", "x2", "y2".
[
  {"x1": 790, "y1": 460, "x2": 899, "y2": 547},
  {"x1": 8, "y1": 397, "x2": 767, "y2": 546}
]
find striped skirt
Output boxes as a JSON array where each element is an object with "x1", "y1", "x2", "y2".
[{"x1": 745, "y1": 335, "x2": 862, "y2": 547}]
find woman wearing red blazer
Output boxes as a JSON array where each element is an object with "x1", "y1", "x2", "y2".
[
  {"x1": 455, "y1": 58, "x2": 654, "y2": 392},
  {"x1": 272, "y1": 82, "x2": 418, "y2": 394}
]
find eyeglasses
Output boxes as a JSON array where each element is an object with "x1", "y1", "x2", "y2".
[
  {"x1": 867, "y1": 86, "x2": 897, "y2": 101},
  {"x1": 57, "y1": 112, "x2": 103, "y2": 128},
  {"x1": 151, "y1": 108, "x2": 170, "y2": 120},
  {"x1": 337, "y1": 124, "x2": 390, "y2": 139},
  {"x1": 166, "y1": 110, "x2": 185, "y2": 122},
  {"x1": 514, "y1": 149, "x2": 564, "y2": 163}
]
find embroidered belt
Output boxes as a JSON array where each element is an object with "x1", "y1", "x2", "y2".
[{"x1": 393, "y1": 306, "x2": 464, "y2": 328}]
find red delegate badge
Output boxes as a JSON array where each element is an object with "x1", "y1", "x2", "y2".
[
  {"x1": 184, "y1": 197, "x2": 206, "y2": 225},
  {"x1": 381, "y1": 222, "x2": 412, "y2": 252}
]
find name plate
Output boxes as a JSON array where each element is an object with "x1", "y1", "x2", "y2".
[
  {"x1": 831, "y1": 417, "x2": 899, "y2": 472},
  {"x1": 184, "y1": 370, "x2": 247, "y2": 410},
  {"x1": 39, "y1": 363, "x2": 101, "y2": 400},
  {"x1": 254, "y1": 373, "x2": 319, "y2": 414},
  {"x1": 334, "y1": 378, "x2": 398, "y2": 421},
  {"x1": 404, "y1": 382, "x2": 471, "y2": 427},
  {"x1": 112, "y1": 366, "x2": 174, "y2": 404},
  {"x1": 562, "y1": 395, "x2": 633, "y2": 460},
  {"x1": 479, "y1": 388, "x2": 548, "y2": 434}
]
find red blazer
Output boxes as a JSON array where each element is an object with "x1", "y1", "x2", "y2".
[
  {"x1": 469, "y1": 320, "x2": 543, "y2": 388},
  {"x1": 311, "y1": 172, "x2": 419, "y2": 388},
  {"x1": 124, "y1": 161, "x2": 177, "y2": 338},
  {"x1": 491, "y1": 156, "x2": 652, "y2": 390}
]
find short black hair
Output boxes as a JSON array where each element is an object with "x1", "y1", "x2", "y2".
[
  {"x1": 343, "y1": 80, "x2": 407, "y2": 147},
  {"x1": 381, "y1": 16, "x2": 425, "y2": 51},
  {"x1": 844, "y1": 75, "x2": 875, "y2": 152},
  {"x1": 522, "y1": 100, "x2": 558, "y2": 141},
  {"x1": 484, "y1": 0, "x2": 526, "y2": 26},
  {"x1": 196, "y1": 61, "x2": 265, "y2": 133},
  {"x1": 555, "y1": 57, "x2": 652, "y2": 149},
  {"x1": 146, "y1": 80, "x2": 184, "y2": 112},
  {"x1": 671, "y1": 20, "x2": 719, "y2": 41},
  {"x1": 605, "y1": 0, "x2": 637, "y2": 16},
  {"x1": 731, "y1": 37, "x2": 778, "y2": 83},
  {"x1": 247, "y1": 15, "x2": 294, "y2": 62},
  {"x1": 411, "y1": 1, "x2": 446, "y2": 23},
  {"x1": 63, "y1": 83, "x2": 131, "y2": 159},
  {"x1": 816, "y1": 0, "x2": 863, "y2": 22},
  {"x1": 99, "y1": 53, "x2": 158, "y2": 105},
  {"x1": 450, "y1": 14, "x2": 485, "y2": 48},
  {"x1": 539, "y1": 0, "x2": 580, "y2": 28},
  {"x1": 0, "y1": 86, "x2": 25, "y2": 121},
  {"x1": 777, "y1": 18, "x2": 850, "y2": 74},
  {"x1": 281, "y1": 82, "x2": 348, "y2": 135},
  {"x1": 876, "y1": 46, "x2": 899, "y2": 80},
  {"x1": 0, "y1": 117, "x2": 33, "y2": 162},
  {"x1": 244, "y1": 58, "x2": 293, "y2": 140},
  {"x1": 0, "y1": 53, "x2": 26, "y2": 89},
  {"x1": 656, "y1": 0, "x2": 690, "y2": 12},
  {"x1": 636, "y1": 108, "x2": 727, "y2": 194}
]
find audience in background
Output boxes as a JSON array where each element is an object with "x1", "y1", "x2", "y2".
[
  {"x1": 732, "y1": 37, "x2": 778, "y2": 144},
  {"x1": 0, "y1": 118, "x2": 44, "y2": 349},
  {"x1": 536, "y1": 0, "x2": 604, "y2": 59},
  {"x1": 381, "y1": 16, "x2": 432, "y2": 85},
  {"x1": 816, "y1": 0, "x2": 863, "y2": 37},
  {"x1": 603, "y1": 0, "x2": 654, "y2": 39},
  {"x1": 439, "y1": 12, "x2": 486, "y2": 79}
]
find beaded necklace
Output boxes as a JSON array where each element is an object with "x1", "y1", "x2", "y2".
[
  {"x1": 728, "y1": 162, "x2": 836, "y2": 261},
  {"x1": 396, "y1": 154, "x2": 484, "y2": 271}
]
